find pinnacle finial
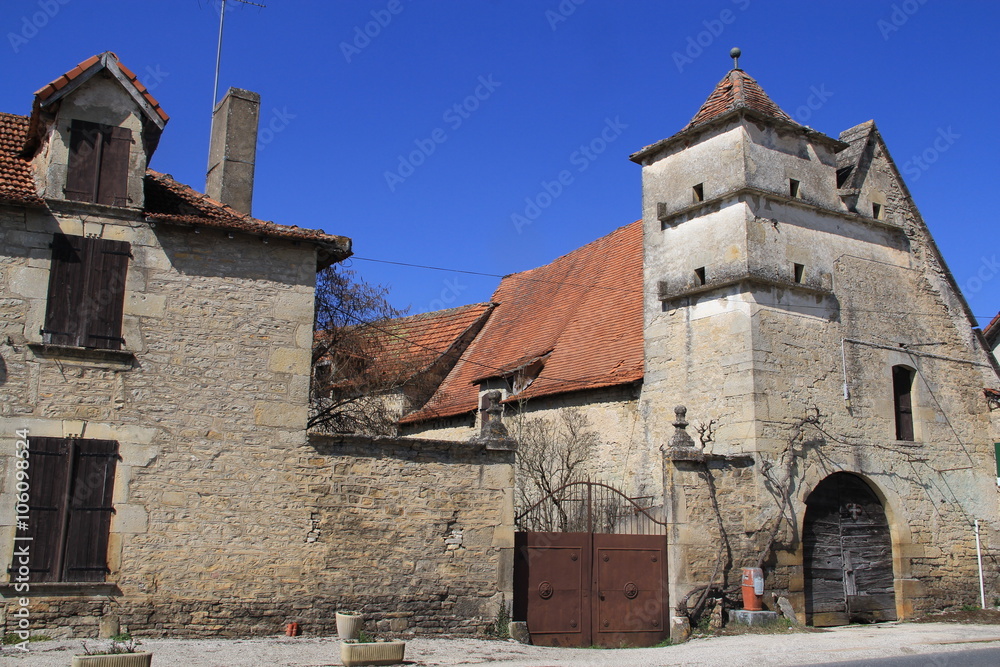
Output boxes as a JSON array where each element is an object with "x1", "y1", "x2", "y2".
[{"x1": 730, "y1": 47, "x2": 742, "y2": 70}]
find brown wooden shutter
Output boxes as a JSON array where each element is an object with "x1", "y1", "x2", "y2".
[
  {"x1": 43, "y1": 234, "x2": 88, "y2": 347},
  {"x1": 97, "y1": 126, "x2": 131, "y2": 206},
  {"x1": 65, "y1": 120, "x2": 102, "y2": 203},
  {"x1": 20, "y1": 438, "x2": 72, "y2": 583},
  {"x1": 63, "y1": 440, "x2": 118, "y2": 582},
  {"x1": 893, "y1": 366, "x2": 914, "y2": 441},
  {"x1": 81, "y1": 238, "x2": 130, "y2": 350}
]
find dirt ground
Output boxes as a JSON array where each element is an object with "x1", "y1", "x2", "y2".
[
  {"x1": 913, "y1": 608, "x2": 1000, "y2": 624},
  {"x1": 3, "y1": 621, "x2": 1000, "y2": 666}
]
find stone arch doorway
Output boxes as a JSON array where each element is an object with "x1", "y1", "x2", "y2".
[{"x1": 803, "y1": 472, "x2": 896, "y2": 626}]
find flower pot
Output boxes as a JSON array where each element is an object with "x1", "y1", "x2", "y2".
[
  {"x1": 71, "y1": 652, "x2": 153, "y2": 667},
  {"x1": 335, "y1": 611, "x2": 363, "y2": 640},
  {"x1": 340, "y1": 640, "x2": 405, "y2": 667}
]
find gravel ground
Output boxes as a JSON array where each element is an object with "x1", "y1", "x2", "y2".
[{"x1": 3, "y1": 622, "x2": 1000, "y2": 666}]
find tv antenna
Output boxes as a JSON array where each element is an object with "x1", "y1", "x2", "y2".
[{"x1": 212, "y1": 0, "x2": 266, "y2": 110}]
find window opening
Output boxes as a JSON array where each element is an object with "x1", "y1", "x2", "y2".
[
  {"x1": 872, "y1": 203, "x2": 883, "y2": 220},
  {"x1": 892, "y1": 365, "x2": 915, "y2": 441},
  {"x1": 789, "y1": 179, "x2": 800, "y2": 198},
  {"x1": 694, "y1": 267, "x2": 706, "y2": 286},
  {"x1": 793, "y1": 263, "x2": 805, "y2": 284},
  {"x1": 692, "y1": 183, "x2": 704, "y2": 203}
]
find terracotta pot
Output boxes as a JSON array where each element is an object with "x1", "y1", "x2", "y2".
[
  {"x1": 71, "y1": 653, "x2": 153, "y2": 667},
  {"x1": 340, "y1": 640, "x2": 405, "y2": 667},
  {"x1": 335, "y1": 611, "x2": 363, "y2": 640}
]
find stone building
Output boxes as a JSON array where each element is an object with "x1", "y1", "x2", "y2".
[
  {"x1": 0, "y1": 53, "x2": 514, "y2": 638},
  {"x1": 392, "y1": 61, "x2": 1000, "y2": 630}
]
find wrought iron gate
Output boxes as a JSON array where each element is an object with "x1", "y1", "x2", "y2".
[{"x1": 513, "y1": 482, "x2": 668, "y2": 647}]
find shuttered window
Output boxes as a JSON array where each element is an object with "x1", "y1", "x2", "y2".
[
  {"x1": 892, "y1": 365, "x2": 915, "y2": 441},
  {"x1": 15, "y1": 437, "x2": 118, "y2": 582},
  {"x1": 65, "y1": 119, "x2": 131, "y2": 206},
  {"x1": 43, "y1": 233, "x2": 130, "y2": 350}
]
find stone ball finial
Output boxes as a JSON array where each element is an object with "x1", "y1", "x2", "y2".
[
  {"x1": 730, "y1": 47, "x2": 741, "y2": 69},
  {"x1": 674, "y1": 405, "x2": 687, "y2": 421}
]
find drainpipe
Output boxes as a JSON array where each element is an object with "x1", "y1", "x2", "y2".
[{"x1": 975, "y1": 520, "x2": 986, "y2": 609}]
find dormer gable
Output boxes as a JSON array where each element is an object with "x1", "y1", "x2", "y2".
[{"x1": 23, "y1": 52, "x2": 169, "y2": 210}]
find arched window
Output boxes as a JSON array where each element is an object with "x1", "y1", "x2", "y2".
[{"x1": 892, "y1": 365, "x2": 915, "y2": 441}]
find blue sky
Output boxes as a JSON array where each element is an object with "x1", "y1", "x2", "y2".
[{"x1": 3, "y1": 1, "x2": 998, "y2": 323}]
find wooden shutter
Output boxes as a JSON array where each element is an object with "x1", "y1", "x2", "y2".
[
  {"x1": 65, "y1": 120, "x2": 102, "y2": 203},
  {"x1": 893, "y1": 366, "x2": 914, "y2": 441},
  {"x1": 44, "y1": 234, "x2": 129, "y2": 350},
  {"x1": 97, "y1": 126, "x2": 131, "y2": 206},
  {"x1": 20, "y1": 438, "x2": 72, "y2": 583},
  {"x1": 63, "y1": 440, "x2": 118, "y2": 582},
  {"x1": 43, "y1": 234, "x2": 88, "y2": 347},
  {"x1": 81, "y1": 238, "x2": 130, "y2": 350}
]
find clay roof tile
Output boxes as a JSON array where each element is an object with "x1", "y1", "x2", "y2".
[
  {"x1": 684, "y1": 68, "x2": 795, "y2": 131},
  {"x1": 401, "y1": 221, "x2": 644, "y2": 424}
]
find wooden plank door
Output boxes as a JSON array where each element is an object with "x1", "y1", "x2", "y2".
[{"x1": 804, "y1": 473, "x2": 896, "y2": 626}]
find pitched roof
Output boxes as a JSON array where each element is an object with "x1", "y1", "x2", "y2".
[
  {"x1": 144, "y1": 170, "x2": 350, "y2": 264},
  {"x1": 836, "y1": 120, "x2": 877, "y2": 190},
  {"x1": 983, "y1": 312, "x2": 1000, "y2": 347},
  {"x1": 34, "y1": 52, "x2": 169, "y2": 125},
  {"x1": 684, "y1": 68, "x2": 795, "y2": 131},
  {"x1": 401, "y1": 221, "x2": 644, "y2": 424},
  {"x1": 363, "y1": 302, "x2": 496, "y2": 382},
  {"x1": 631, "y1": 67, "x2": 838, "y2": 164},
  {"x1": 0, "y1": 110, "x2": 350, "y2": 267}
]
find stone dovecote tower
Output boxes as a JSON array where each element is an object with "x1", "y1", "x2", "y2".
[{"x1": 631, "y1": 53, "x2": 999, "y2": 625}]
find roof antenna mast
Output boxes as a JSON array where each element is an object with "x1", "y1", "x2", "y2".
[{"x1": 212, "y1": 0, "x2": 266, "y2": 111}]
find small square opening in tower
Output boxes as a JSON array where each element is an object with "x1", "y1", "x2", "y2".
[
  {"x1": 793, "y1": 263, "x2": 805, "y2": 283},
  {"x1": 692, "y1": 183, "x2": 704, "y2": 203},
  {"x1": 694, "y1": 267, "x2": 706, "y2": 285},
  {"x1": 872, "y1": 202, "x2": 883, "y2": 220},
  {"x1": 789, "y1": 179, "x2": 800, "y2": 198}
]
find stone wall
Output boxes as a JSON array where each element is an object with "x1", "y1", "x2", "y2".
[
  {"x1": 300, "y1": 435, "x2": 514, "y2": 636},
  {"x1": 0, "y1": 203, "x2": 514, "y2": 638},
  {"x1": 401, "y1": 384, "x2": 650, "y2": 498}
]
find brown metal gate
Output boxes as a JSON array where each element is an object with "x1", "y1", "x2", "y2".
[
  {"x1": 513, "y1": 482, "x2": 668, "y2": 647},
  {"x1": 803, "y1": 472, "x2": 896, "y2": 626}
]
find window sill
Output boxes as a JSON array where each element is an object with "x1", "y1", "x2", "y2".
[
  {"x1": 0, "y1": 582, "x2": 120, "y2": 597},
  {"x1": 28, "y1": 343, "x2": 136, "y2": 370}
]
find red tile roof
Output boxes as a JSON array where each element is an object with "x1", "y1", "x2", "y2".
[
  {"x1": 401, "y1": 221, "x2": 644, "y2": 424},
  {"x1": 372, "y1": 303, "x2": 496, "y2": 380},
  {"x1": 683, "y1": 68, "x2": 795, "y2": 131},
  {"x1": 0, "y1": 112, "x2": 350, "y2": 266},
  {"x1": 34, "y1": 52, "x2": 169, "y2": 123},
  {"x1": 983, "y1": 312, "x2": 1000, "y2": 346},
  {"x1": 631, "y1": 67, "x2": 824, "y2": 164},
  {"x1": 144, "y1": 170, "x2": 350, "y2": 263},
  {"x1": 0, "y1": 113, "x2": 41, "y2": 205}
]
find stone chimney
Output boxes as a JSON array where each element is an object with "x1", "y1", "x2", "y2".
[{"x1": 206, "y1": 87, "x2": 260, "y2": 216}]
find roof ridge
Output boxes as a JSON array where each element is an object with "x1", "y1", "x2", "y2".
[
  {"x1": 390, "y1": 302, "x2": 494, "y2": 324},
  {"x1": 504, "y1": 219, "x2": 642, "y2": 281},
  {"x1": 34, "y1": 51, "x2": 169, "y2": 123}
]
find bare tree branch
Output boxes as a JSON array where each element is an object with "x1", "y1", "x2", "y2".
[{"x1": 310, "y1": 266, "x2": 427, "y2": 435}]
